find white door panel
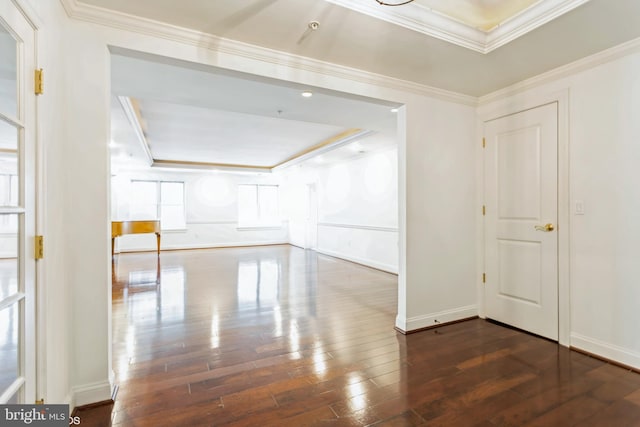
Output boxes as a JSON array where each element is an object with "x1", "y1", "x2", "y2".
[{"x1": 484, "y1": 103, "x2": 558, "y2": 340}]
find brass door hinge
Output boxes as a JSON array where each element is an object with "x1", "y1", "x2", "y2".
[
  {"x1": 35, "y1": 399, "x2": 44, "y2": 405},
  {"x1": 35, "y1": 69, "x2": 43, "y2": 95},
  {"x1": 482, "y1": 273, "x2": 486, "y2": 284},
  {"x1": 482, "y1": 137, "x2": 485, "y2": 148},
  {"x1": 482, "y1": 205, "x2": 486, "y2": 216},
  {"x1": 35, "y1": 235, "x2": 44, "y2": 259}
]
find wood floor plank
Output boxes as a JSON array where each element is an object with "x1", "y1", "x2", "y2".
[
  {"x1": 73, "y1": 245, "x2": 640, "y2": 426},
  {"x1": 626, "y1": 389, "x2": 640, "y2": 406},
  {"x1": 521, "y1": 395, "x2": 606, "y2": 427}
]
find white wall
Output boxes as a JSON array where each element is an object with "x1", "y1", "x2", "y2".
[
  {"x1": 29, "y1": 0, "x2": 640, "y2": 410},
  {"x1": 30, "y1": 0, "x2": 479, "y2": 408},
  {"x1": 21, "y1": 0, "x2": 110, "y2": 407},
  {"x1": 281, "y1": 146, "x2": 399, "y2": 273},
  {"x1": 27, "y1": 0, "x2": 73, "y2": 406},
  {"x1": 63, "y1": 18, "x2": 113, "y2": 408},
  {"x1": 479, "y1": 45, "x2": 640, "y2": 369},
  {"x1": 111, "y1": 169, "x2": 287, "y2": 252}
]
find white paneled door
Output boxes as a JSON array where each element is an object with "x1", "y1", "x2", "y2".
[
  {"x1": 484, "y1": 103, "x2": 558, "y2": 340},
  {"x1": 0, "y1": 1, "x2": 37, "y2": 404}
]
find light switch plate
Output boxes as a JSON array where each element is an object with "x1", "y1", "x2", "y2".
[{"x1": 575, "y1": 200, "x2": 585, "y2": 215}]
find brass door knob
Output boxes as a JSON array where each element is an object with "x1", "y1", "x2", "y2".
[{"x1": 534, "y1": 223, "x2": 555, "y2": 232}]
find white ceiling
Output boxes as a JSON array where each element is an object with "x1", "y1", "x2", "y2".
[
  {"x1": 110, "y1": 51, "x2": 399, "y2": 171},
  {"x1": 140, "y1": 100, "x2": 349, "y2": 167},
  {"x1": 87, "y1": 0, "x2": 640, "y2": 172},
  {"x1": 326, "y1": 0, "x2": 592, "y2": 53},
  {"x1": 78, "y1": 0, "x2": 640, "y2": 96},
  {"x1": 417, "y1": 0, "x2": 541, "y2": 31}
]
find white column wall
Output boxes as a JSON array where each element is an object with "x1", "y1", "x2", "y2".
[
  {"x1": 23, "y1": 0, "x2": 113, "y2": 407},
  {"x1": 63, "y1": 21, "x2": 113, "y2": 406},
  {"x1": 401, "y1": 99, "x2": 478, "y2": 331},
  {"x1": 31, "y1": 0, "x2": 73, "y2": 406}
]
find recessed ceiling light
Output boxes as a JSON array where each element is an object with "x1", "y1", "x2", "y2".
[
  {"x1": 301, "y1": 91, "x2": 313, "y2": 98},
  {"x1": 390, "y1": 108, "x2": 399, "y2": 113}
]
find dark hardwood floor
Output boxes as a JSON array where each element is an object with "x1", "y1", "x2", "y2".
[{"x1": 80, "y1": 245, "x2": 640, "y2": 426}]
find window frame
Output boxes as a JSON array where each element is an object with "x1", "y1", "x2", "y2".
[
  {"x1": 0, "y1": 174, "x2": 19, "y2": 234},
  {"x1": 130, "y1": 179, "x2": 187, "y2": 231},
  {"x1": 237, "y1": 184, "x2": 281, "y2": 229}
]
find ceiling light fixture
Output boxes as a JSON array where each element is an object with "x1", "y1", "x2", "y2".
[
  {"x1": 301, "y1": 91, "x2": 313, "y2": 98},
  {"x1": 375, "y1": 0, "x2": 415, "y2": 6}
]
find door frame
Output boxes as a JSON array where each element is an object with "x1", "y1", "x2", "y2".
[
  {"x1": 477, "y1": 88, "x2": 570, "y2": 346},
  {"x1": 13, "y1": 0, "x2": 45, "y2": 403},
  {"x1": 305, "y1": 183, "x2": 318, "y2": 250},
  {"x1": 0, "y1": 0, "x2": 43, "y2": 404}
]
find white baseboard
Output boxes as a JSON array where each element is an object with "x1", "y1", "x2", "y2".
[
  {"x1": 571, "y1": 332, "x2": 640, "y2": 371},
  {"x1": 396, "y1": 305, "x2": 478, "y2": 333},
  {"x1": 115, "y1": 240, "x2": 289, "y2": 253},
  {"x1": 64, "y1": 392, "x2": 74, "y2": 412},
  {"x1": 72, "y1": 380, "x2": 112, "y2": 407},
  {"x1": 315, "y1": 248, "x2": 398, "y2": 274},
  {"x1": 395, "y1": 314, "x2": 408, "y2": 331}
]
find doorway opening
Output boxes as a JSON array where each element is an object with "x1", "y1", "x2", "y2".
[{"x1": 107, "y1": 47, "x2": 402, "y2": 394}]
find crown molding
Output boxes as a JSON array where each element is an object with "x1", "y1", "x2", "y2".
[
  {"x1": 59, "y1": 0, "x2": 476, "y2": 106},
  {"x1": 325, "y1": 0, "x2": 487, "y2": 52},
  {"x1": 484, "y1": 0, "x2": 591, "y2": 52},
  {"x1": 326, "y1": 0, "x2": 591, "y2": 54},
  {"x1": 116, "y1": 96, "x2": 153, "y2": 166},
  {"x1": 478, "y1": 35, "x2": 640, "y2": 105},
  {"x1": 272, "y1": 129, "x2": 374, "y2": 171},
  {"x1": 59, "y1": 1, "x2": 640, "y2": 112},
  {"x1": 147, "y1": 129, "x2": 374, "y2": 174},
  {"x1": 151, "y1": 160, "x2": 272, "y2": 174}
]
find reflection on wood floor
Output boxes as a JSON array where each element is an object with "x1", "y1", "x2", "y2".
[{"x1": 88, "y1": 245, "x2": 640, "y2": 426}]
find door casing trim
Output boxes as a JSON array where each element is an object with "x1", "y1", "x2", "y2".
[{"x1": 477, "y1": 88, "x2": 570, "y2": 346}]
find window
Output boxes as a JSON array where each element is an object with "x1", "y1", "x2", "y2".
[
  {"x1": 160, "y1": 182, "x2": 185, "y2": 230},
  {"x1": 130, "y1": 181, "x2": 157, "y2": 220},
  {"x1": 238, "y1": 184, "x2": 280, "y2": 227},
  {"x1": 130, "y1": 180, "x2": 186, "y2": 230},
  {"x1": 0, "y1": 174, "x2": 18, "y2": 207},
  {"x1": 0, "y1": 174, "x2": 18, "y2": 233}
]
